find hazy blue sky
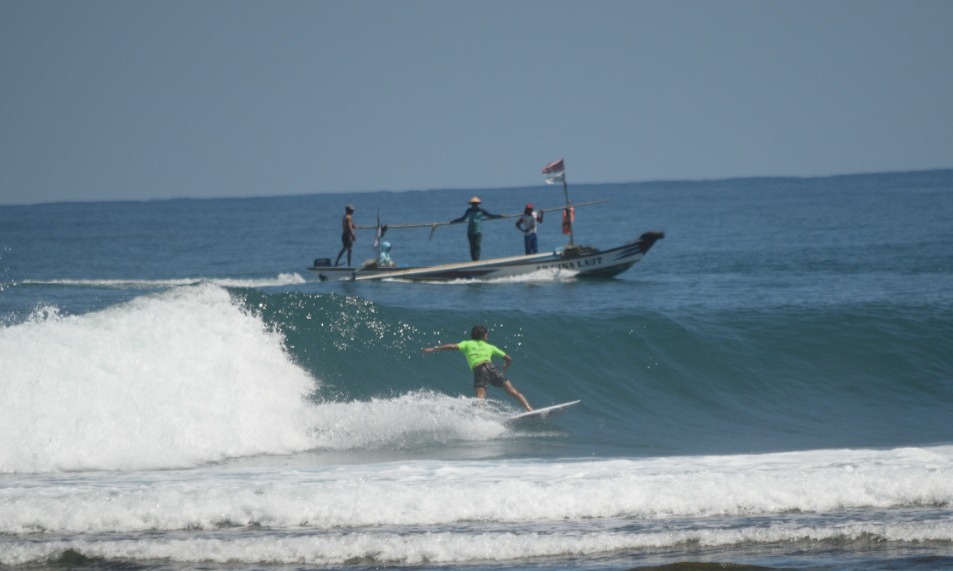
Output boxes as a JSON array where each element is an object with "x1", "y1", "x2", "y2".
[{"x1": 2, "y1": 0, "x2": 951, "y2": 205}]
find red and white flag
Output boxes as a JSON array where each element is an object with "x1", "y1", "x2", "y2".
[{"x1": 541, "y1": 158, "x2": 565, "y2": 184}]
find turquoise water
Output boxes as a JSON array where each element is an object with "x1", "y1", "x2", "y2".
[{"x1": 1, "y1": 170, "x2": 952, "y2": 569}]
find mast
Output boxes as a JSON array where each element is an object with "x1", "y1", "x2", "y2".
[
  {"x1": 561, "y1": 171, "x2": 575, "y2": 247},
  {"x1": 542, "y1": 158, "x2": 574, "y2": 248}
]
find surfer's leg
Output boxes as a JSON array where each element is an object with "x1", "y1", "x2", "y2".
[
  {"x1": 502, "y1": 380, "x2": 532, "y2": 411},
  {"x1": 473, "y1": 367, "x2": 488, "y2": 400}
]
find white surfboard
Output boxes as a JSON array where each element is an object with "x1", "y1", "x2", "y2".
[{"x1": 506, "y1": 400, "x2": 581, "y2": 425}]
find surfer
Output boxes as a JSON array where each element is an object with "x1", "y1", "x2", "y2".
[
  {"x1": 335, "y1": 204, "x2": 357, "y2": 267},
  {"x1": 450, "y1": 197, "x2": 504, "y2": 261},
  {"x1": 422, "y1": 325, "x2": 533, "y2": 411}
]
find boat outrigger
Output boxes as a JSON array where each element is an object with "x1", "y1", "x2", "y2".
[{"x1": 309, "y1": 159, "x2": 664, "y2": 282}]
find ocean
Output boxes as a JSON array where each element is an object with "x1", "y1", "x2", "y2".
[{"x1": 1, "y1": 170, "x2": 952, "y2": 570}]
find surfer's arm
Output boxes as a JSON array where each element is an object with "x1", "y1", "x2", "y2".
[
  {"x1": 501, "y1": 354, "x2": 512, "y2": 370},
  {"x1": 423, "y1": 343, "x2": 458, "y2": 354}
]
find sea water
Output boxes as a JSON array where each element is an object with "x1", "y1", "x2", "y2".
[{"x1": 1, "y1": 170, "x2": 952, "y2": 570}]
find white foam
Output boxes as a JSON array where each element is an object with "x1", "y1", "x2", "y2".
[
  {"x1": 400, "y1": 267, "x2": 579, "y2": 285},
  {"x1": 8, "y1": 518, "x2": 945, "y2": 566},
  {"x1": 308, "y1": 391, "x2": 508, "y2": 450},
  {"x1": 18, "y1": 273, "x2": 307, "y2": 289},
  {"x1": 484, "y1": 267, "x2": 580, "y2": 283},
  {"x1": 0, "y1": 283, "x2": 317, "y2": 473},
  {"x1": 1, "y1": 446, "x2": 951, "y2": 536}
]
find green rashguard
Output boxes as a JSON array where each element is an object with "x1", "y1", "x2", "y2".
[{"x1": 457, "y1": 339, "x2": 506, "y2": 370}]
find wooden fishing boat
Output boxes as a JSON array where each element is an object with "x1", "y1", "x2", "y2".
[
  {"x1": 309, "y1": 230, "x2": 664, "y2": 282},
  {"x1": 309, "y1": 159, "x2": 664, "y2": 282}
]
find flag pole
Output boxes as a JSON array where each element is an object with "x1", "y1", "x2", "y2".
[
  {"x1": 561, "y1": 172, "x2": 575, "y2": 247},
  {"x1": 544, "y1": 158, "x2": 574, "y2": 248}
]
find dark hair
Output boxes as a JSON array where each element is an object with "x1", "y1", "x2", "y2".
[{"x1": 471, "y1": 325, "x2": 488, "y2": 340}]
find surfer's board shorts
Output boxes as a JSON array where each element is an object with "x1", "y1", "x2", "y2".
[{"x1": 473, "y1": 362, "x2": 506, "y2": 389}]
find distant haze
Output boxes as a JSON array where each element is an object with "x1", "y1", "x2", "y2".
[{"x1": 2, "y1": 0, "x2": 951, "y2": 205}]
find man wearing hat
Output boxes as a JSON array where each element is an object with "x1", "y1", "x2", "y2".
[
  {"x1": 335, "y1": 204, "x2": 357, "y2": 267},
  {"x1": 450, "y1": 196, "x2": 504, "y2": 261},
  {"x1": 515, "y1": 203, "x2": 542, "y2": 255}
]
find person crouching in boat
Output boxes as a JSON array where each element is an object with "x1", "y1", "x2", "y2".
[{"x1": 377, "y1": 241, "x2": 395, "y2": 267}]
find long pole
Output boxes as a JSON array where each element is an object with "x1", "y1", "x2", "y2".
[{"x1": 355, "y1": 200, "x2": 607, "y2": 232}]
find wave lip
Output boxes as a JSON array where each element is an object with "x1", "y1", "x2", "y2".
[{"x1": 0, "y1": 283, "x2": 316, "y2": 474}]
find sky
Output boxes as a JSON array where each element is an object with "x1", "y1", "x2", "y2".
[{"x1": 1, "y1": 0, "x2": 952, "y2": 205}]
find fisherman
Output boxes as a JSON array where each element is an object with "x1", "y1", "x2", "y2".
[
  {"x1": 515, "y1": 203, "x2": 543, "y2": 255},
  {"x1": 450, "y1": 196, "x2": 504, "y2": 261},
  {"x1": 335, "y1": 204, "x2": 357, "y2": 267},
  {"x1": 422, "y1": 325, "x2": 533, "y2": 411}
]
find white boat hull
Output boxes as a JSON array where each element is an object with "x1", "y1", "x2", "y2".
[{"x1": 309, "y1": 231, "x2": 664, "y2": 282}]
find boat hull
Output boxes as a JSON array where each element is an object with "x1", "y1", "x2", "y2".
[{"x1": 309, "y1": 231, "x2": 663, "y2": 282}]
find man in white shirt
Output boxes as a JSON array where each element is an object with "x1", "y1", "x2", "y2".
[{"x1": 515, "y1": 203, "x2": 542, "y2": 254}]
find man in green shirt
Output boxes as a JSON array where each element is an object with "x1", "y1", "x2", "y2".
[
  {"x1": 422, "y1": 325, "x2": 533, "y2": 411},
  {"x1": 450, "y1": 196, "x2": 504, "y2": 261}
]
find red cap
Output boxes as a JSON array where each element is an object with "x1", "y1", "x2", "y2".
[{"x1": 525, "y1": 203, "x2": 534, "y2": 210}]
